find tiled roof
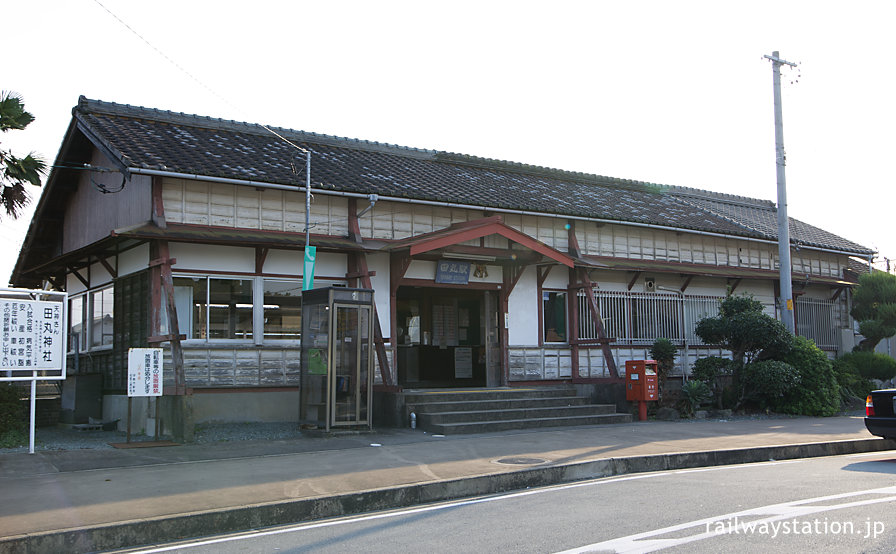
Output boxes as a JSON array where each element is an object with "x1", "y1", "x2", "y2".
[{"x1": 72, "y1": 97, "x2": 873, "y2": 255}]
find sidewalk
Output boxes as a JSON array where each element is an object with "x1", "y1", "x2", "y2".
[{"x1": 1, "y1": 415, "x2": 893, "y2": 553}]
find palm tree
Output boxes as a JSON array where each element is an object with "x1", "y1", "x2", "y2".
[{"x1": 0, "y1": 92, "x2": 45, "y2": 219}]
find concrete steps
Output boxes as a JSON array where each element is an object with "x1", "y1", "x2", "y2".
[{"x1": 405, "y1": 387, "x2": 631, "y2": 435}]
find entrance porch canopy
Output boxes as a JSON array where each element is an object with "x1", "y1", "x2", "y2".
[{"x1": 382, "y1": 215, "x2": 575, "y2": 268}]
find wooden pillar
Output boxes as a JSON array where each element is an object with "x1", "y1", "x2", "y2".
[
  {"x1": 389, "y1": 254, "x2": 411, "y2": 387},
  {"x1": 568, "y1": 266, "x2": 580, "y2": 380},
  {"x1": 148, "y1": 178, "x2": 186, "y2": 394},
  {"x1": 501, "y1": 263, "x2": 526, "y2": 386},
  {"x1": 149, "y1": 240, "x2": 186, "y2": 395}
]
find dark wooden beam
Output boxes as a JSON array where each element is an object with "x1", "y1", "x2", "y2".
[
  {"x1": 627, "y1": 271, "x2": 642, "y2": 291},
  {"x1": 567, "y1": 266, "x2": 579, "y2": 378},
  {"x1": 347, "y1": 197, "x2": 363, "y2": 244},
  {"x1": 345, "y1": 270, "x2": 376, "y2": 281},
  {"x1": 728, "y1": 278, "x2": 742, "y2": 294},
  {"x1": 152, "y1": 176, "x2": 167, "y2": 229},
  {"x1": 69, "y1": 267, "x2": 89, "y2": 288},
  {"x1": 255, "y1": 247, "x2": 269, "y2": 274},
  {"x1": 679, "y1": 275, "x2": 694, "y2": 293},
  {"x1": 45, "y1": 275, "x2": 64, "y2": 290},
  {"x1": 504, "y1": 263, "x2": 526, "y2": 296},
  {"x1": 96, "y1": 255, "x2": 117, "y2": 279},
  {"x1": 578, "y1": 267, "x2": 618, "y2": 378},
  {"x1": 151, "y1": 240, "x2": 185, "y2": 395},
  {"x1": 567, "y1": 219, "x2": 581, "y2": 258}
]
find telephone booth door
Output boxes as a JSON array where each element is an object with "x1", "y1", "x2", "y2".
[
  {"x1": 300, "y1": 287, "x2": 374, "y2": 432},
  {"x1": 331, "y1": 302, "x2": 372, "y2": 427}
]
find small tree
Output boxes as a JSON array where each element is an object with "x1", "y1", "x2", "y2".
[
  {"x1": 695, "y1": 294, "x2": 792, "y2": 370},
  {"x1": 649, "y1": 337, "x2": 677, "y2": 396},
  {"x1": 850, "y1": 271, "x2": 896, "y2": 352},
  {"x1": 0, "y1": 91, "x2": 45, "y2": 219}
]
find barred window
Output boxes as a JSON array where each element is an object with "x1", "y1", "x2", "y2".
[{"x1": 578, "y1": 290, "x2": 724, "y2": 346}]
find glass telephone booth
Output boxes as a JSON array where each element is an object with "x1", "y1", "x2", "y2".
[{"x1": 299, "y1": 287, "x2": 375, "y2": 431}]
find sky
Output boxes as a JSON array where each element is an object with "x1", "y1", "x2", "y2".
[{"x1": 3, "y1": 0, "x2": 895, "y2": 284}]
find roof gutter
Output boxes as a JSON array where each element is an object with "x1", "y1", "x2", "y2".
[{"x1": 127, "y1": 167, "x2": 873, "y2": 259}]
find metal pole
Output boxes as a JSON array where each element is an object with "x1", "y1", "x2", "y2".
[
  {"x1": 305, "y1": 150, "x2": 311, "y2": 250},
  {"x1": 29, "y1": 372, "x2": 37, "y2": 454},
  {"x1": 765, "y1": 51, "x2": 797, "y2": 334}
]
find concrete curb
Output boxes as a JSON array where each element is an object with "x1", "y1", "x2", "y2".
[{"x1": 2, "y1": 438, "x2": 894, "y2": 553}]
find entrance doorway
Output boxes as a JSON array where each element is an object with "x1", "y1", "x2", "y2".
[{"x1": 395, "y1": 287, "x2": 499, "y2": 388}]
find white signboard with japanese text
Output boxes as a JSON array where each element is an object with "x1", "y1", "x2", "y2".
[
  {"x1": 128, "y1": 348, "x2": 164, "y2": 397},
  {"x1": 0, "y1": 298, "x2": 66, "y2": 377},
  {"x1": 0, "y1": 289, "x2": 68, "y2": 454}
]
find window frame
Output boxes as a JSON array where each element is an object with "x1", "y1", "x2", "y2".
[
  {"x1": 88, "y1": 285, "x2": 114, "y2": 350},
  {"x1": 67, "y1": 293, "x2": 87, "y2": 353},
  {"x1": 542, "y1": 289, "x2": 569, "y2": 344},
  {"x1": 168, "y1": 273, "x2": 343, "y2": 346}
]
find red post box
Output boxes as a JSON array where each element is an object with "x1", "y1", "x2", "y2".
[{"x1": 626, "y1": 360, "x2": 658, "y2": 420}]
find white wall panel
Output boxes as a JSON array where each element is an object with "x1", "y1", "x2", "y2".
[
  {"x1": 118, "y1": 243, "x2": 149, "y2": 278},
  {"x1": 508, "y1": 266, "x2": 538, "y2": 345},
  {"x1": 170, "y1": 243, "x2": 255, "y2": 273}
]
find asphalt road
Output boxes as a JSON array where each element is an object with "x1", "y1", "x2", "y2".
[{"x1": 126, "y1": 452, "x2": 896, "y2": 553}]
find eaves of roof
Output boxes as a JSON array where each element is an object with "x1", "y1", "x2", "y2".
[
  {"x1": 27, "y1": 97, "x2": 875, "y2": 269},
  {"x1": 583, "y1": 255, "x2": 858, "y2": 287},
  {"x1": 111, "y1": 222, "x2": 373, "y2": 252}
]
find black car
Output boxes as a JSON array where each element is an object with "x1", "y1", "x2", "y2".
[{"x1": 865, "y1": 389, "x2": 896, "y2": 440}]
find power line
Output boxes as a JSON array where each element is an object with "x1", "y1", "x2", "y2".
[{"x1": 90, "y1": 0, "x2": 308, "y2": 155}]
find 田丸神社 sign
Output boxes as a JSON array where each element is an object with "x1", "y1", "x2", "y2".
[{"x1": 0, "y1": 299, "x2": 65, "y2": 372}]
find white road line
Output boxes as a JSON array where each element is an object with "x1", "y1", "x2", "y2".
[
  {"x1": 128, "y1": 458, "x2": 805, "y2": 553},
  {"x1": 555, "y1": 486, "x2": 896, "y2": 554}
]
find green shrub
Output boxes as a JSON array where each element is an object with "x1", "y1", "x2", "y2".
[
  {"x1": 0, "y1": 383, "x2": 26, "y2": 445},
  {"x1": 679, "y1": 379, "x2": 712, "y2": 417},
  {"x1": 778, "y1": 336, "x2": 841, "y2": 416},
  {"x1": 691, "y1": 356, "x2": 732, "y2": 409},
  {"x1": 739, "y1": 360, "x2": 801, "y2": 410},
  {"x1": 836, "y1": 351, "x2": 896, "y2": 382},
  {"x1": 0, "y1": 429, "x2": 27, "y2": 448},
  {"x1": 832, "y1": 356, "x2": 874, "y2": 403}
]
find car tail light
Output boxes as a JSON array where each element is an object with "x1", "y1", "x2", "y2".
[{"x1": 866, "y1": 394, "x2": 875, "y2": 417}]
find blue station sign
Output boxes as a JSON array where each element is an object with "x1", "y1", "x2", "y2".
[{"x1": 435, "y1": 260, "x2": 471, "y2": 284}]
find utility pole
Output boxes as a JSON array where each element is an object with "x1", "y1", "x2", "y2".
[
  {"x1": 764, "y1": 51, "x2": 797, "y2": 334},
  {"x1": 303, "y1": 150, "x2": 316, "y2": 291}
]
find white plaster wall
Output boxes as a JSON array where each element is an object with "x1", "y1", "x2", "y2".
[
  {"x1": 170, "y1": 243, "x2": 255, "y2": 273},
  {"x1": 542, "y1": 267, "x2": 569, "y2": 289},
  {"x1": 66, "y1": 274, "x2": 87, "y2": 295},
  {"x1": 405, "y1": 260, "x2": 437, "y2": 280},
  {"x1": 366, "y1": 252, "x2": 392, "y2": 334},
  {"x1": 312, "y1": 252, "x2": 347, "y2": 281},
  {"x1": 508, "y1": 266, "x2": 539, "y2": 345},
  {"x1": 263, "y1": 249, "x2": 303, "y2": 276},
  {"x1": 89, "y1": 261, "x2": 113, "y2": 288},
  {"x1": 118, "y1": 243, "x2": 149, "y2": 278}
]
